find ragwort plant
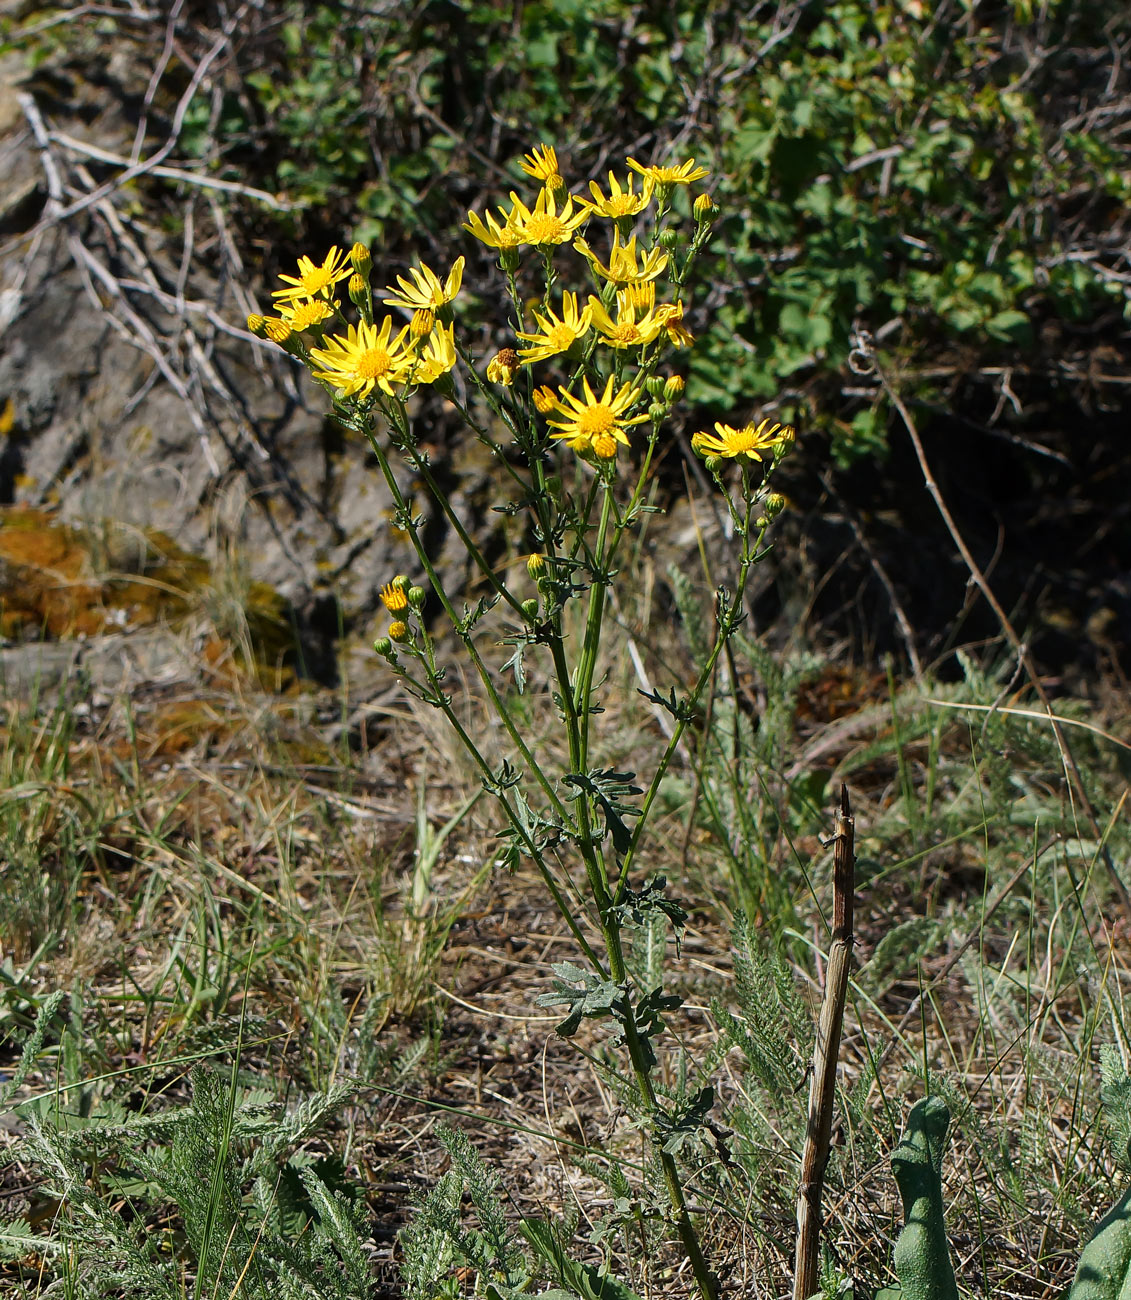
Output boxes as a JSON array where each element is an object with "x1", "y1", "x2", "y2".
[{"x1": 249, "y1": 146, "x2": 796, "y2": 1300}]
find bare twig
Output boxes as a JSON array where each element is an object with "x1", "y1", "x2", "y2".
[{"x1": 793, "y1": 786, "x2": 854, "y2": 1300}]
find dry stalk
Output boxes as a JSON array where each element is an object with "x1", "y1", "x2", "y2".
[{"x1": 793, "y1": 784, "x2": 855, "y2": 1300}]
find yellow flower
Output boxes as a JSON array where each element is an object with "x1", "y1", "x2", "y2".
[
  {"x1": 516, "y1": 291, "x2": 593, "y2": 362},
  {"x1": 246, "y1": 314, "x2": 268, "y2": 337},
  {"x1": 263, "y1": 318, "x2": 294, "y2": 345},
  {"x1": 532, "y1": 385, "x2": 559, "y2": 413},
  {"x1": 411, "y1": 323, "x2": 458, "y2": 385},
  {"x1": 577, "y1": 171, "x2": 653, "y2": 219},
  {"x1": 382, "y1": 257, "x2": 465, "y2": 313},
  {"x1": 509, "y1": 188, "x2": 589, "y2": 247},
  {"x1": 655, "y1": 301, "x2": 694, "y2": 346},
  {"x1": 586, "y1": 294, "x2": 665, "y2": 350},
  {"x1": 520, "y1": 144, "x2": 564, "y2": 191},
  {"x1": 380, "y1": 581, "x2": 409, "y2": 613},
  {"x1": 464, "y1": 201, "x2": 524, "y2": 250},
  {"x1": 690, "y1": 418, "x2": 792, "y2": 462},
  {"x1": 276, "y1": 297, "x2": 335, "y2": 332},
  {"x1": 618, "y1": 282, "x2": 656, "y2": 313},
  {"x1": 410, "y1": 308, "x2": 435, "y2": 339},
  {"x1": 573, "y1": 232, "x2": 668, "y2": 286},
  {"x1": 308, "y1": 316, "x2": 414, "y2": 398},
  {"x1": 626, "y1": 157, "x2": 710, "y2": 187},
  {"x1": 547, "y1": 375, "x2": 648, "y2": 460},
  {"x1": 272, "y1": 246, "x2": 353, "y2": 304},
  {"x1": 486, "y1": 348, "x2": 520, "y2": 386}
]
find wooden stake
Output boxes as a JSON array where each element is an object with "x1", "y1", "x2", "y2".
[{"x1": 793, "y1": 784, "x2": 855, "y2": 1300}]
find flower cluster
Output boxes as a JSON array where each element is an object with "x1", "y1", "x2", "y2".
[
  {"x1": 249, "y1": 244, "x2": 461, "y2": 399},
  {"x1": 249, "y1": 145, "x2": 796, "y2": 477}
]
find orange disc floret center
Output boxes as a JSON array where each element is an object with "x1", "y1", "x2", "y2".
[
  {"x1": 734, "y1": 425, "x2": 762, "y2": 450},
  {"x1": 609, "y1": 324, "x2": 641, "y2": 345},
  {"x1": 577, "y1": 405, "x2": 615, "y2": 438},
  {"x1": 356, "y1": 348, "x2": 393, "y2": 380},
  {"x1": 605, "y1": 196, "x2": 636, "y2": 216}
]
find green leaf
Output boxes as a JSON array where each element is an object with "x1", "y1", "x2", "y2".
[{"x1": 520, "y1": 1219, "x2": 644, "y2": 1300}]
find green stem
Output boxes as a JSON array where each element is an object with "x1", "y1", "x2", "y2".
[{"x1": 364, "y1": 423, "x2": 572, "y2": 829}]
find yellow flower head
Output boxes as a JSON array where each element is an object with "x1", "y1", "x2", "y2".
[
  {"x1": 586, "y1": 293, "x2": 665, "y2": 350},
  {"x1": 532, "y1": 385, "x2": 560, "y2": 413},
  {"x1": 411, "y1": 323, "x2": 458, "y2": 386},
  {"x1": 277, "y1": 297, "x2": 335, "y2": 332},
  {"x1": 410, "y1": 308, "x2": 436, "y2": 339},
  {"x1": 520, "y1": 144, "x2": 565, "y2": 192},
  {"x1": 573, "y1": 231, "x2": 668, "y2": 286},
  {"x1": 578, "y1": 170, "x2": 653, "y2": 219},
  {"x1": 691, "y1": 418, "x2": 791, "y2": 462},
  {"x1": 308, "y1": 316, "x2": 414, "y2": 398},
  {"x1": 626, "y1": 156, "x2": 710, "y2": 188},
  {"x1": 509, "y1": 188, "x2": 589, "y2": 248},
  {"x1": 382, "y1": 257, "x2": 465, "y2": 313},
  {"x1": 464, "y1": 201, "x2": 524, "y2": 250},
  {"x1": 516, "y1": 291, "x2": 593, "y2": 363},
  {"x1": 487, "y1": 348, "x2": 520, "y2": 386},
  {"x1": 246, "y1": 314, "x2": 268, "y2": 337},
  {"x1": 655, "y1": 300, "x2": 694, "y2": 347},
  {"x1": 546, "y1": 375, "x2": 649, "y2": 460},
  {"x1": 380, "y1": 581, "x2": 409, "y2": 613},
  {"x1": 618, "y1": 282, "x2": 656, "y2": 314},
  {"x1": 272, "y1": 246, "x2": 352, "y2": 304},
  {"x1": 263, "y1": 318, "x2": 294, "y2": 345}
]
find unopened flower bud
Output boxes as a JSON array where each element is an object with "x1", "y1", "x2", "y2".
[
  {"x1": 658, "y1": 229, "x2": 678, "y2": 249},
  {"x1": 664, "y1": 374, "x2": 685, "y2": 400},
  {"x1": 410, "y1": 308, "x2": 435, "y2": 339},
  {"x1": 526, "y1": 553, "x2": 546, "y2": 579},
  {"x1": 773, "y1": 424, "x2": 797, "y2": 462},
  {"x1": 247, "y1": 314, "x2": 268, "y2": 338},
  {"x1": 349, "y1": 242, "x2": 372, "y2": 281},
  {"x1": 532, "y1": 385, "x2": 558, "y2": 413},
  {"x1": 522, "y1": 598, "x2": 540, "y2": 620},
  {"x1": 704, "y1": 454, "x2": 723, "y2": 474},
  {"x1": 408, "y1": 586, "x2": 426, "y2": 610},
  {"x1": 349, "y1": 273, "x2": 369, "y2": 309},
  {"x1": 648, "y1": 401, "x2": 666, "y2": 422},
  {"x1": 393, "y1": 574, "x2": 410, "y2": 592},
  {"x1": 373, "y1": 636, "x2": 392, "y2": 657},
  {"x1": 690, "y1": 431, "x2": 709, "y2": 457},
  {"x1": 487, "y1": 348, "x2": 520, "y2": 387},
  {"x1": 645, "y1": 376, "x2": 666, "y2": 398},
  {"x1": 388, "y1": 620, "x2": 410, "y2": 643},
  {"x1": 764, "y1": 492, "x2": 787, "y2": 518},
  {"x1": 693, "y1": 192, "x2": 717, "y2": 222}
]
